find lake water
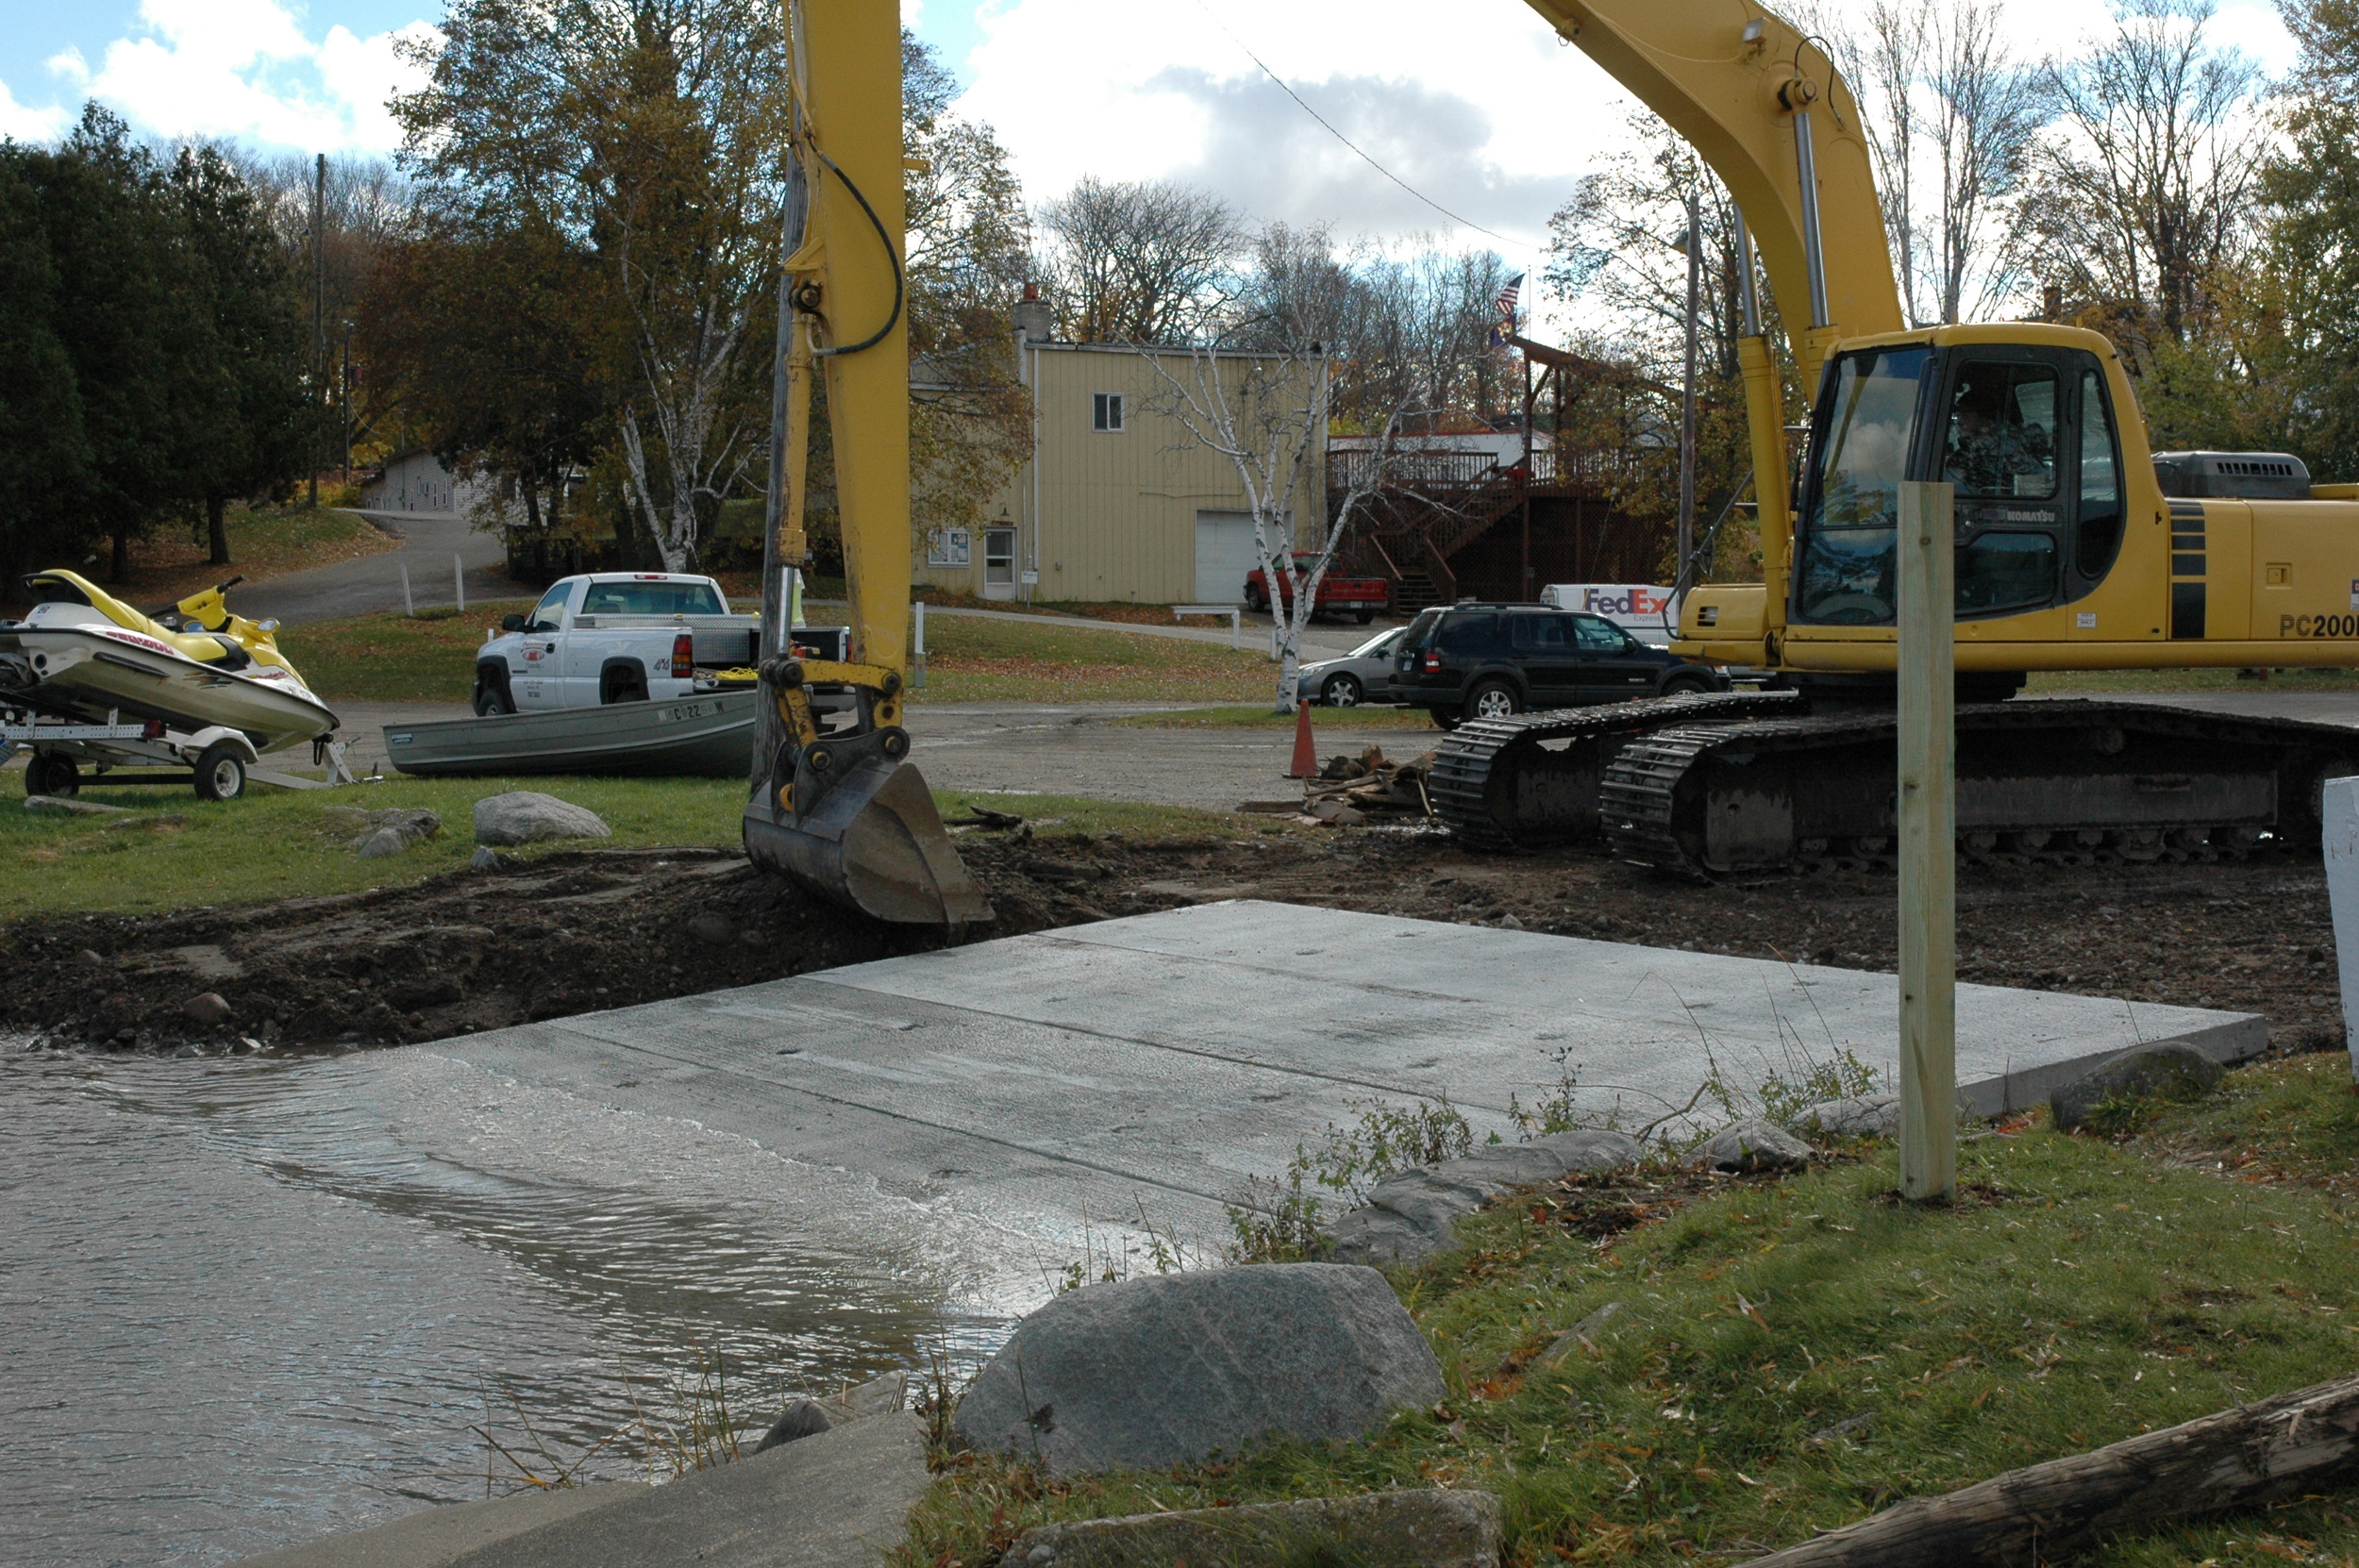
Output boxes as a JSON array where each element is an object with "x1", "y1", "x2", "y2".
[{"x1": 0, "y1": 1044, "x2": 1034, "y2": 1567}]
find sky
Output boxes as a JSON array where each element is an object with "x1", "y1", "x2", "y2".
[{"x1": 0, "y1": 0, "x2": 2303, "y2": 300}]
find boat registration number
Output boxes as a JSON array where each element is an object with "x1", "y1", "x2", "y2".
[{"x1": 656, "y1": 701, "x2": 721, "y2": 723}]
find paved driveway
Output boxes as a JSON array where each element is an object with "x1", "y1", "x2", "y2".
[{"x1": 238, "y1": 510, "x2": 511, "y2": 627}]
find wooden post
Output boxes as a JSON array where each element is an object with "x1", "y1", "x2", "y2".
[{"x1": 1897, "y1": 480, "x2": 1956, "y2": 1203}]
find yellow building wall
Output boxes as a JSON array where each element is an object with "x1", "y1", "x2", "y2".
[{"x1": 910, "y1": 343, "x2": 1325, "y2": 605}]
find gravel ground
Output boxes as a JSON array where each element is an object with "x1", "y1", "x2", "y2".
[{"x1": 6, "y1": 827, "x2": 2339, "y2": 1059}]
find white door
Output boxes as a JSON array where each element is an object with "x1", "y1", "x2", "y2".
[
  {"x1": 983, "y1": 527, "x2": 1018, "y2": 602},
  {"x1": 1195, "y1": 510, "x2": 1266, "y2": 605}
]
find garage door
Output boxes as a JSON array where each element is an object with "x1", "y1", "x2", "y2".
[{"x1": 1194, "y1": 510, "x2": 1271, "y2": 605}]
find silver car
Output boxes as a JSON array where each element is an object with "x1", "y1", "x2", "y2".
[{"x1": 1297, "y1": 626, "x2": 1410, "y2": 707}]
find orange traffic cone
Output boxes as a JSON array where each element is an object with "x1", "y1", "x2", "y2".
[{"x1": 1288, "y1": 698, "x2": 1318, "y2": 778}]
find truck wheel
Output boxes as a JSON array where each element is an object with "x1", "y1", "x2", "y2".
[
  {"x1": 1660, "y1": 673, "x2": 1712, "y2": 698},
  {"x1": 1321, "y1": 673, "x2": 1364, "y2": 708},
  {"x1": 193, "y1": 742, "x2": 247, "y2": 802},
  {"x1": 474, "y1": 666, "x2": 515, "y2": 715},
  {"x1": 1245, "y1": 585, "x2": 1268, "y2": 612},
  {"x1": 25, "y1": 754, "x2": 78, "y2": 797},
  {"x1": 1466, "y1": 679, "x2": 1522, "y2": 721},
  {"x1": 1430, "y1": 706, "x2": 1464, "y2": 731},
  {"x1": 1355, "y1": 609, "x2": 1374, "y2": 625}
]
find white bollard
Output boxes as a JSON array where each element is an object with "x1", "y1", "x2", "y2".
[
  {"x1": 2321, "y1": 776, "x2": 2359, "y2": 1076},
  {"x1": 400, "y1": 561, "x2": 414, "y2": 618},
  {"x1": 912, "y1": 597, "x2": 927, "y2": 690},
  {"x1": 455, "y1": 553, "x2": 465, "y2": 612}
]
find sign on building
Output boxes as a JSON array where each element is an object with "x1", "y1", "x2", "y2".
[{"x1": 926, "y1": 527, "x2": 974, "y2": 568}]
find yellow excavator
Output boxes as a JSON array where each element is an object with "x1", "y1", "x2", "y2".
[
  {"x1": 757, "y1": 0, "x2": 2359, "y2": 921},
  {"x1": 1423, "y1": 0, "x2": 2359, "y2": 873}
]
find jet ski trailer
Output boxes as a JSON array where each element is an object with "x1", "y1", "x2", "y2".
[{"x1": 0, "y1": 570, "x2": 354, "y2": 799}]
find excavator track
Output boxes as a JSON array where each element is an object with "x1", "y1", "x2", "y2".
[
  {"x1": 1434, "y1": 692, "x2": 2359, "y2": 877},
  {"x1": 1429, "y1": 690, "x2": 1808, "y2": 851}
]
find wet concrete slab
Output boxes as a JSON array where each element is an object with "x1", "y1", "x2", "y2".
[{"x1": 431, "y1": 902, "x2": 2264, "y2": 1253}]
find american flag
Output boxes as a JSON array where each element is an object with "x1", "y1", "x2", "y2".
[{"x1": 1490, "y1": 274, "x2": 1524, "y2": 345}]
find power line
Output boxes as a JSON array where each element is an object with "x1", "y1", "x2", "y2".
[{"x1": 1187, "y1": 0, "x2": 1526, "y2": 249}]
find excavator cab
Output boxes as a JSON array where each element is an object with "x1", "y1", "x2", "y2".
[{"x1": 1787, "y1": 328, "x2": 2130, "y2": 631}]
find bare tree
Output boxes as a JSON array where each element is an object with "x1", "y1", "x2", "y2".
[
  {"x1": 1810, "y1": 0, "x2": 2049, "y2": 326},
  {"x1": 2023, "y1": 0, "x2": 2262, "y2": 351},
  {"x1": 1037, "y1": 176, "x2": 1240, "y2": 343}
]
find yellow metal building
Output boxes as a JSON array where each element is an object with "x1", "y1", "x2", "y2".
[{"x1": 915, "y1": 331, "x2": 1326, "y2": 606}]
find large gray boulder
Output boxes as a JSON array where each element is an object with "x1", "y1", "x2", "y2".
[
  {"x1": 1326, "y1": 1128, "x2": 1642, "y2": 1266},
  {"x1": 2051, "y1": 1042, "x2": 2224, "y2": 1131},
  {"x1": 1008, "y1": 1490, "x2": 1501, "y2": 1568},
  {"x1": 952, "y1": 1264, "x2": 1442, "y2": 1476},
  {"x1": 472, "y1": 792, "x2": 612, "y2": 846},
  {"x1": 1797, "y1": 1094, "x2": 1902, "y2": 1139},
  {"x1": 1695, "y1": 1117, "x2": 1815, "y2": 1173}
]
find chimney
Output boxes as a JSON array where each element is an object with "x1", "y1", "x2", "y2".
[
  {"x1": 1013, "y1": 281, "x2": 1052, "y2": 346},
  {"x1": 2042, "y1": 283, "x2": 2063, "y2": 324}
]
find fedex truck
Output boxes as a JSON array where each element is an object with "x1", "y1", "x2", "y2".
[{"x1": 1540, "y1": 584, "x2": 1681, "y2": 646}]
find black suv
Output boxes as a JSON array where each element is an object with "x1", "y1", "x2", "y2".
[{"x1": 1393, "y1": 603, "x2": 1726, "y2": 726}]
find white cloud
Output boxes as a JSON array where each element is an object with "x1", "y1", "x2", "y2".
[
  {"x1": 28, "y1": 0, "x2": 438, "y2": 154},
  {"x1": 956, "y1": 0, "x2": 2300, "y2": 286},
  {"x1": 0, "y1": 75, "x2": 71, "y2": 142}
]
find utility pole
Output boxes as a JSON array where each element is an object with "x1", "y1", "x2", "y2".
[
  {"x1": 341, "y1": 322, "x2": 354, "y2": 481},
  {"x1": 1677, "y1": 188, "x2": 1700, "y2": 587},
  {"x1": 310, "y1": 153, "x2": 326, "y2": 509}
]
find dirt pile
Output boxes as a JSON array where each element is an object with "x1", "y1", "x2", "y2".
[{"x1": 4, "y1": 830, "x2": 2342, "y2": 1056}]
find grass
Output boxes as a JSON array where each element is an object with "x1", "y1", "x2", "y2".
[
  {"x1": 899, "y1": 1054, "x2": 2359, "y2": 1568},
  {"x1": 2031, "y1": 666, "x2": 2359, "y2": 692},
  {"x1": 277, "y1": 600, "x2": 535, "y2": 702},
  {"x1": 914, "y1": 616, "x2": 1276, "y2": 705},
  {"x1": 0, "y1": 774, "x2": 744, "y2": 919},
  {"x1": 0, "y1": 778, "x2": 1280, "y2": 920},
  {"x1": 1112, "y1": 705, "x2": 1443, "y2": 730}
]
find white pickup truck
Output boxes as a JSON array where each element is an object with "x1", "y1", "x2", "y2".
[{"x1": 473, "y1": 572, "x2": 836, "y2": 714}]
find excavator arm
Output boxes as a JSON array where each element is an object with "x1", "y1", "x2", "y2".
[
  {"x1": 741, "y1": 0, "x2": 992, "y2": 927},
  {"x1": 1520, "y1": 0, "x2": 1907, "y2": 635}
]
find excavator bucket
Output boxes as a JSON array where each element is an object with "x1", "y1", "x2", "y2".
[{"x1": 744, "y1": 748, "x2": 993, "y2": 927}]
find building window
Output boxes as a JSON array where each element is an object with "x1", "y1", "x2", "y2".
[
  {"x1": 925, "y1": 526, "x2": 973, "y2": 567},
  {"x1": 1093, "y1": 392, "x2": 1124, "y2": 432}
]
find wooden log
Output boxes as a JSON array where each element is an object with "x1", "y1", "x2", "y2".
[{"x1": 1737, "y1": 1371, "x2": 2359, "y2": 1567}]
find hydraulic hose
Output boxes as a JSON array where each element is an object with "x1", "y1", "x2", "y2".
[{"x1": 811, "y1": 151, "x2": 903, "y2": 359}]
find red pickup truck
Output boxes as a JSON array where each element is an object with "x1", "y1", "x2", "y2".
[{"x1": 1243, "y1": 555, "x2": 1392, "y2": 624}]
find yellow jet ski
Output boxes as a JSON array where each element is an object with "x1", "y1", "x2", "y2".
[{"x1": 0, "y1": 572, "x2": 340, "y2": 796}]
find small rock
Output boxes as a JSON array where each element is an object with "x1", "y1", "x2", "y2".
[
  {"x1": 1806, "y1": 1411, "x2": 1875, "y2": 1448},
  {"x1": 1498, "y1": 912, "x2": 1524, "y2": 930},
  {"x1": 753, "y1": 1399, "x2": 833, "y2": 1454},
  {"x1": 1327, "y1": 1128, "x2": 1643, "y2": 1266},
  {"x1": 473, "y1": 791, "x2": 612, "y2": 846},
  {"x1": 1009, "y1": 1489, "x2": 1502, "y2": 1568},
  {"x1": 470, "y1": 846, "x2": 500, "y2": 870},
  {"x1": 183, "y1": 993, "x2": 233, "y2": 1026},
  {"x1": 1797, "y1": 1094, "x2": 1902, "y2": 1139},
  {"x1": 356, "y1": 826, "x2": 411, "y2": 859},
  {"x1": 1695, "y1": 1117, "x2": 1815, "y2": 1174},
  {"x1": 818, "y1": 1369, "x2": 909, "y2": 1423},
  {"x1": 952, "y1": 1263, "x2": 1444, "y2": 1476},
  {"x1": 76, "y1": 949, "x2": 105, "y2": 969},
  {"x1": 685, "y1": 913, "x2": 734, "y2": 945},
  {"x1": 2050, "y1": 1043, "x2": 2225, "y2": 1131}
]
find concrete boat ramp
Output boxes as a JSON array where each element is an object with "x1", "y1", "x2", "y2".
[{"x1": 427, "y1": 901, "x2": 2263, "y2": 1257}]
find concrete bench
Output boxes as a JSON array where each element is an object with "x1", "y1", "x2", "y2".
[{"x1": 1172, "y1": 604, "x2": 1241, "y2": 646}]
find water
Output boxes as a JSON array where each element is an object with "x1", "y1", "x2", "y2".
[{"x1": 0, "y1": 1044, "x2": 1036, "y2": 1568}]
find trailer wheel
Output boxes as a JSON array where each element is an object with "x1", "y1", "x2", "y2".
[
  {"x1": 25, "y1": 754, "x2": 78, "y2": 797},
  {"x1": 193, "y1": 742, "x2": 247, "y2": 802}
]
